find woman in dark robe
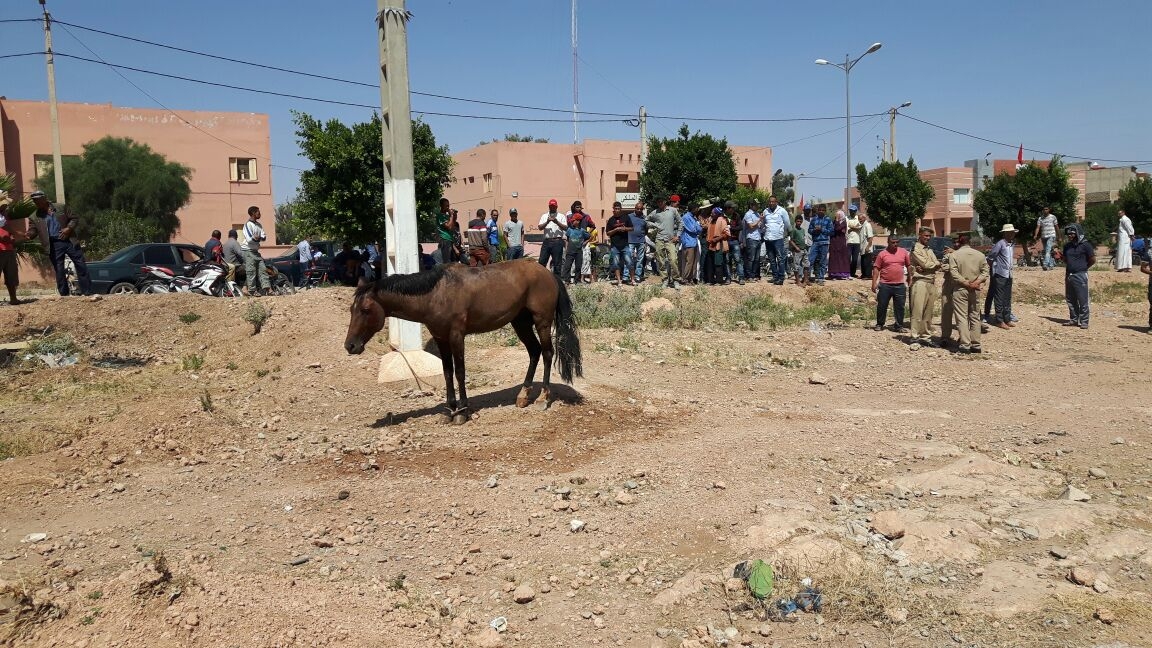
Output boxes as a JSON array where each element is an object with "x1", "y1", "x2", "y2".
[{"x1": 828, "y1": 209, "x2": 851, "y2": 279}]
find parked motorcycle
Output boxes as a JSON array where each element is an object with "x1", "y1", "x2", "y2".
[
  {"x1": 135, "y1": 261, "x2": 239, "y2": 297},
  {"x1": 233, "y1": 264, "x2": 296, "y2": 296}
]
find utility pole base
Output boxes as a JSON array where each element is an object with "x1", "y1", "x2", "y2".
[{"x1": 377, "y1": 349, "x2": 443, "y2": 385}]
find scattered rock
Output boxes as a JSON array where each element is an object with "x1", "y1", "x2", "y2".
[
  {"x1": 486, "y1": 475, "x2": 499, "y2": 489},
  {"x1": 1061, "y1": 485, "x2": 1091, "y2": 502},
  {"x1": 640, "y1": 297, "x2": 674, "y2": 316},
  {"x1": 1049, "y1": 547, "x2": 1071, "y2": 560},
  {"x1": 884, "y1": 607, "x2": 909, "y2": 624},
  {"x1": 512, "y1": 584, "x2": 535, "y2": 604},
  {"x1": 614, "y1": 491, "x2": 636, "y2": 505},
  {"x1": 1069, "y1": 566, "x2": 1098, "y2": 587},
  {"x1": 757, "y1": 624, "x2": 772, "y2": 637},
  {"x1": 870, "y1": 511, "x2": 905, "y2": 540},
  {"x1": 712, "y1": 481, "x2": 727, "y2": 490},
  {"x1": 1021, "y1": 526, "x2": 1041, "y2": 540},
  {"x1": 1088, "y1": 468, "x2": 1108, "y2": 479},
  {"x1": 1094, "y1": 608, "x2": 1116, "y2": 625},
  {"x1": 724, "y1": 577, "x2": 745, "y2": 594},
  {"x1": 471, "y1": 627, "x2": 504, "y2": 647},
  {"x1": 21, "y1": 533, "x2": 47, "y2": 544},
  {"x1": 1093, "y1": 580, "x2": 1111, "y2": 594},
  {"x1": 570, "y1": 520, "x2": 586, "y2": 533},
  {"x1": 1111, "y1": 437, "x2": 1125, "y2": 445},
  {"x1": 337, "y1": 490, "x2": 350, "y2": 500},
  {"x1": 111, "y1": 483, "x2": 126, "y2": 493},
  {"x1": 808, "y1": 373, "x2": 828, "y2": 385}
]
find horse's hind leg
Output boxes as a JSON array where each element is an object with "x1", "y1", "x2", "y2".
[
  {"x1": 435, "y1": 337, "x2": 456, "y2": 423},
  {"x1": 449, "y1": 332, "x2": 470, "y2": 425},
  {"x1": 534, "y1": 316, "x2": 555, "y2": 410},
  {"x1": 511, "y1": 312, "x2": 541, "y2": 408}
]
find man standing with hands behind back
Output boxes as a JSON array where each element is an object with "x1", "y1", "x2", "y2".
[
  {"x1": 948, "y1": 231, "x2": 989, "y2": 354},
  {"x1": 28, "y1": 190, "x2": 92, "y2": 296}
]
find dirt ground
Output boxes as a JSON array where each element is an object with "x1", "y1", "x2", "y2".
[{"x1": 1, "y1": 268, "x2": 1151, "y2": 648}]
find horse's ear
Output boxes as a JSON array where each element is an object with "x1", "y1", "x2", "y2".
[{"x1": 357, "y1": 276, "x2": 370, "y2": 289}]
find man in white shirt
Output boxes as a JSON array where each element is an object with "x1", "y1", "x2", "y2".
[
  {"x1": 537, "y1": 199, "x2": 567, "y2": 277},
  {"x1": 1032, "y1": 206, "x2": 1059, "y2": 271},
  {"x1": 761, "y1": 196, "x2": 791, "y2": 285},
  {"x1": 240, "y1": 205, "x2": 271, "y2": 295},
  {"x1": 1116, "y1": 209, "x2": 1135, "y2": 272},
  {"x1": 296, "y1": 236, "x2": 314, "y2": 286},
  {"x1": 846, "y1": 204, "x2": 863, "y2": 278},
  {"x1": 858, "y1": 213, "x2": 876, "y2": 279}
]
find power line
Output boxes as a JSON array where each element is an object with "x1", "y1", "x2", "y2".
[
  {"x1": 0, "y1": 19, "x2": 41, "y2": 24},
  {"x1": 0, "y1": 51, "x2": 45, "y2": 60},
  {"x1": 53, "y1": 52, "x2": 630, "y2": 123},
  {"x1": 45, "y1": 20, "x2": 885, "y2": 124},
  {"x1": 53, "y1": 25, "x2": 308, "y2": 172},
  {"x1": 900, "y1": 113, "x2": 1152, "y2": 165}
]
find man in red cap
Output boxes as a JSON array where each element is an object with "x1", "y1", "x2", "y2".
[{"x1": 537, "y1": 198, "x2": 567, "y2": 277}]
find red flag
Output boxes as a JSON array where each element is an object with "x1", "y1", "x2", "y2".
[
  {"x1": 1017, "y1": 144, "x2": 1024, "y2": 165},
  {"x1": 797, "y1": 194, "x2": 805, "y2": 213}
]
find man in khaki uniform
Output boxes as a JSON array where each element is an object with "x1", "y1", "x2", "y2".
[
  {"x1": 909, "y1": 227, "x2": 942, "y2": 345},
  {"x1": 938, "y1": 247, "x2": 956, "y2": 346},
  {"x1": 948, "y1": 231, "x2": 989, "y2": 353}
]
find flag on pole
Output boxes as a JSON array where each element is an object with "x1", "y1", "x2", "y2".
[
  {"x1": 797, "y1": 194, "x2": 805, "y2": 214},
  {"x1": 1017, "y1": 144, "x2": 1024, "y2": 165}
]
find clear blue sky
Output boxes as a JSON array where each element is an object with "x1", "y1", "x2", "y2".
[{"x1": 3, "y1": 0, "x2": 1150, "y2": 205}]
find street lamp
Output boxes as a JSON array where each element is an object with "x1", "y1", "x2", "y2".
[
  {"x1": 887, "y1": 101, "x2": 911, "y2": 161},
  {"x1": 815, "y1": 41, "x2": 882, "y2": 214}
]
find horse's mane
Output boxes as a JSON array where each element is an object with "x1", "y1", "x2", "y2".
[{"x1": 356, "y1": 264, "x2": 447, "y2": 298}]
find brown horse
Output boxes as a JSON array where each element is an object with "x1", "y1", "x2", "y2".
[{"x1": 344, "y1": 258, "x2": 583, "y2": 423}]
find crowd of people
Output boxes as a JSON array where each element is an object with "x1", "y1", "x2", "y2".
[{"x1": 431, "y1": 194, "x2": 1152, "y2": 350}]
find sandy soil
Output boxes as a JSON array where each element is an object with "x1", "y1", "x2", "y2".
[{"x1": 1, "y1": 268, "x2": 1151, "y2": 648}]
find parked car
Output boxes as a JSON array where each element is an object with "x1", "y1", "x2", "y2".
[{"x1": 86, "y1": 243, "x2": 205, "y2": 294}]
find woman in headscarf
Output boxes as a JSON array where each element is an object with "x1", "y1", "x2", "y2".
[{"x1": 828, "y1": 207, "x2": 851, "y2": 280}]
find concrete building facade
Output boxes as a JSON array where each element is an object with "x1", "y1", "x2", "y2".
[
  {"x1": 0, "y1": 98, "x2": 275, "y2": 246},
  {"x1": 444, "y1": 139, "x2": 773, "y2": 226}
]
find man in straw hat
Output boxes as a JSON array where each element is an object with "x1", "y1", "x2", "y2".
[{"x1": 985, "y1": 223, "x2": 1017, "y2": 330}]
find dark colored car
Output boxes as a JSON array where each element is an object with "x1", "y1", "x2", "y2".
[
  {"x1": 86, "y1": 243, "x2": 205, "y2": 294},
  {"x1": 897, "y1": 236, "x2": 955, "y2": 261}
]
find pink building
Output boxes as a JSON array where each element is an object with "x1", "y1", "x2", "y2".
[
  {"x1": 445, "y1": 139, "x2": 773, "y2": 226},
  {"x1": 919, "y1": 167, "x2": 974, "y2": 235},
  {"x1": 0, "y1": 98, "x2": 275, "y2": 246}
]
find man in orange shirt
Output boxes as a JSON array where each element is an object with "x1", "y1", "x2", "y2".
[{"x1": 871, "y1": 235, "x2": 911, "y2": 333}]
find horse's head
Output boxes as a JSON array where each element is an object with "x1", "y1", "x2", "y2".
[{"x1": 344, "y1": 281, "x2": 387, "y2": 355}]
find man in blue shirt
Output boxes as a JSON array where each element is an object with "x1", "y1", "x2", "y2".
[
  {"x1": 807, "y1": 204, "x2": 833, "y2": 285},
  {"x1": 742, "y1": 201, "x2": 763, "y2": 282},
  {"x1": 486, "y1": 209, "x2": 500, "y2": 261},
  {"x1": 985, "y1": 224, "x2": 1017, "y2": 329},
  {"x1": 625, "y1": 202, "x2": 648, "y2": 283},
  {"x1": 679, "y1": 202, "x2": 705, "y2": 284}
]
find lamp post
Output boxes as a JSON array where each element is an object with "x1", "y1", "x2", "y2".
[
  {"x1": 887, "y1": 101, "x2": 911, "y2": 161},
  {"x1": 815, "y1": 42, "x2": 882, "y2": 215}
]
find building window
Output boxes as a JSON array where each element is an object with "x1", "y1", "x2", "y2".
[
  {"x1": 230, "y1": 158, "x2": 258, "y2": 182},
  {"x1": 483, "y1": 173, "x2": 493, "y2": 193},
  {"x1": 33, "y1": 153, "x2": 79, "y2": 181},
  {"x1": 952, "y1": 188, "x2": 971, "y2": 205}
]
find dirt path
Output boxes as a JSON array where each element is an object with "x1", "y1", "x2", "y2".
[{"x1": 2, "y1": 269, "x2": 1151, "y2": 648}]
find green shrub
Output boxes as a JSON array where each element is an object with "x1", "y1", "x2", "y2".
[{"x1": 178, "y1": 312, "x2": 201, "y2": 325}]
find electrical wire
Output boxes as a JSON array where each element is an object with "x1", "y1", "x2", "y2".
[
  {"x1": 0, "y1": 51, "x2": 45, "y2": 60},
  {"x1": 48, "y1": 20, "x2": 885, "y2": 124},
  {"x1": 53, "y1": 25, "x2": 308, "y2": 172},
  {"x1": 899, "y1": 113, "x2": 1152, "y2": 165},
  {"x1": 0, "y1": 19, "x2": 42, "y2": 24}
]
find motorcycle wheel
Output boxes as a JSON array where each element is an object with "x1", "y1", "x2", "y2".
[
  {"x1": 272, "y1": 274, "x2": 296, "y2": 295},
  {"x1": 138, "y1": 280, "x2": 172, "y2": 294}
]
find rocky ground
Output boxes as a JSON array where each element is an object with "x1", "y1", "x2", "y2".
[{"x1": 1, "y1": 268, "x2": 1151, "y2": 648}]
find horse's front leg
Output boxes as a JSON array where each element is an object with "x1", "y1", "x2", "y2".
[
  {"x1": 450, "y1": 332, "x2": 469, "y2": 425},
  {"x1": 435, "y1": 337, "x2": 456, "y2": 422}
]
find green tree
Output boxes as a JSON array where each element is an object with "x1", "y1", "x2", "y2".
[
  {"x1": 478, "y1": 134, "x2": 550, "y2": 145},
  {"x1": 730, "y1": 186, "x2": 773, "y2": 211},
  {"x1": 274, "y1": 201, "x2": 304, "y2": 245},
  {"x1": 1117, "y1": 176, "x2": 1152, "y2": 234},
  {"x1": 971, "y1": 157, "x2": 1078, "y2": 244},
  {"x1": 854, "y1": 158, "x2": 935, "y2": 233},
  {"x1": 34, "y1": 137, "x2": 191, "y2": 243},
  {"x1": 292, "y1": 112, "x2": 454, "y2": 243},
  {"x1": 770, "y1": 170, "x2": 796, "y2": 207},
  {"x1": 81, "y1": 210, "x2": 166, "y2": 261},
  {"x1": 1082, "y1": 202, "x2": 1118, "y2": 247},
  {"x1": 640, "y1": 124, "x2": 738, "y2": 205}
]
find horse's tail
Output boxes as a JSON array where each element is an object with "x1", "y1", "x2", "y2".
[{"x1": 552, "y1": 273, "x2": 583, "y2": 383}]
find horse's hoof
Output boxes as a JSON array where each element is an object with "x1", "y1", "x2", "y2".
[
  {"x1": 538, "y1": 400, "x2": 551, "y2": 411},
  {"x1": 438, "y1": 413, "x2": 452, "y2": 424},
  {"x1": 452, "y1": 414, "x2": 469, "y2": 425},
  {"x1": 516, "y1": 397, "x2": 529, "y2": 408}
]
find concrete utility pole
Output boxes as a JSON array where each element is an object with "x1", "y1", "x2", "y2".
[
  {"x1": 40, "y1": 0, "x2": 65, "y2": 204},
  {"x1": 375, "y1": 1, "x2": 440, "y2": 384},
  {"x1": 638, "y1": 106, "x2": 647, "y2": 168},
  {"x1": 888, "y1": 101, "x2": 911, "y2": 162},
  {"x1": 571, "y1": 0, "x2": 578, "y2": 144}
]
